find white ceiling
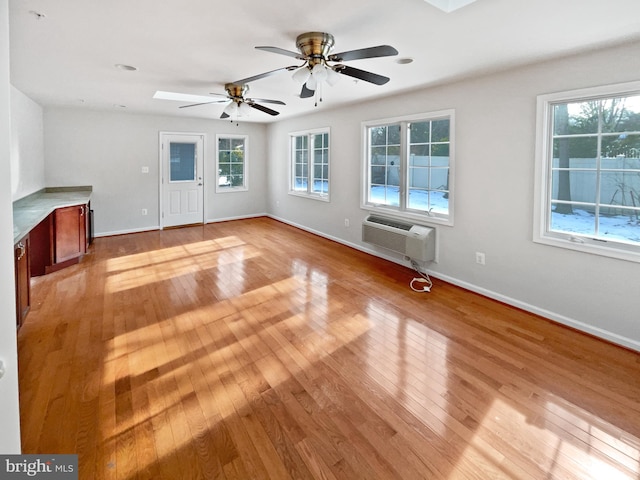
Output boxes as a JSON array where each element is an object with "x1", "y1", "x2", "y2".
[{"x1": 8, "y1": 0, "x2": 640, "y2": 123}]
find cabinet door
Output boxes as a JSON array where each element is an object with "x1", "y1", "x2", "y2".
[
  {"x1": 54, "y1": 205, "x2": 87, "y2": 263},
  {"x1": 30, "y1": 214, "x2": 53, "y2": 277},
  {"x1": 15, "y1": 236, "x2": 30, "y2": 328}
]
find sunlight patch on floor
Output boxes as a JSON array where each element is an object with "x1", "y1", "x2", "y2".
[
  {"x1": 105, "y1": 240, "x2": 221, "y2": 272},
  {"x1": 454, "y1": 397, "x2": 640, "y2": 479},
  {"x1": 104, "y1": 240, "x2": 261, "y2": 293},
  {"x1": 97, "y1": 253, "x2": 386, "y2": 476}
]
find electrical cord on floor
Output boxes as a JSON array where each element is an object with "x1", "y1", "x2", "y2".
[{"x1": 409, "y1": 259, "x2": 433, "y2": 293}]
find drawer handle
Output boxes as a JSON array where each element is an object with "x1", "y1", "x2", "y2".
[{"x1": 16, "y1": 242, "x2": 26, "y2": 261}]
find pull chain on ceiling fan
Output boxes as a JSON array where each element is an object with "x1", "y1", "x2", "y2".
[{"x1": 235, "y1": 32, "x2": 399, "y2": 106}]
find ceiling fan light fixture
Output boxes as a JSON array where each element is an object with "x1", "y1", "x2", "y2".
[
  {"x1": 311, "y1": 63, "x2": 328, "y2": 83},
  {"x1": 223, "y1": 101, "x2": 238, "y2": 117},
  {"x1": 292, "y1": 67, "x2": 311, "y2": 84},
  {"x1": 238, "y1": 102, "x2": 252, "y2": 117},
  {"x1": 306, "y1": 74, "x2": 317, "y2": 91},
  {"x1": 326, "y1": 67, "x2": 341, "y2": 86}
]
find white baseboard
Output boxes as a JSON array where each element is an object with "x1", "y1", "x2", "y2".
[
  {"x1": 431, "y1": 272, "x2": 640, "y2": 352},
  {"x1": 206, "y1": 213, "x2": 267, "y2": 224},
  {"x1": 267, "y1": 214, "x2": 640, "y2": 353},
  {"x1": 94, "y1": 213, "x2": 269, "y2": 238},
  {"x1": 94, "y1": 226, "x2": 160, "y2": 237}
]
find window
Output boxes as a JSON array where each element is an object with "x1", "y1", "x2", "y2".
[
  {"x1": 169, "y1": 143, "x2": 196, "y2": 182},
  {"x1": 363, "y1": 110, "x2": 454, "y2": 225},
  {"x1": 290, "y1": 128, "x2": 330, "y2": 200},
  {"x1": 534, "y1": 81, "x2": 640, "y2": 262},
  {"x1": 216, "y1": 135, "x2": 247, "y2": 192}
]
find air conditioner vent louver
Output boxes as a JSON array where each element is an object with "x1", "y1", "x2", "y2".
[
  {"x1": 365, "y1": 216, "x2": 412, "y2": 231},
  {"x1": 362, "y1": 215, "x2": 435, "y2": 262}
]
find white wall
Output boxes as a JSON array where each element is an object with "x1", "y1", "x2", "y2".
[
  {"x1": 267, "y1": 40, "x2": 640, "y2": 351},
  {"x1": 44, "y1": 108, "x2": 269, "y2": 236},
  {"x1": 10, "y1": 86, "x2": 45, "y2": 201},
  {"x1": 0, "y1": 0, "x2": 23, "y2": 454}
]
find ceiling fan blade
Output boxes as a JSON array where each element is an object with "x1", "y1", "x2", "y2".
[
  {"x1": 233, "y1": 65, "x2": 299, "y2": 85},
  {"x1": 248, "y1": 97, "x2": 286, "y2": 105},
  {"x1": 328, "y1": 45, "x2": 398, "y2": 62},
  {"x1": 153, "y1": 90, "x2": 220, "y2": 103},
  {"x1": 178, "y1": 100, "x2": 227, "y2": 109},
  {"x1": 300, "y1": 83, "x2": 315, "y2": 98},
  {"x1": 248, "y1": 102, "x2": 280, "y2": 116},
  {"x1": 335, "y1": 65, "x2": 390, "y2": 85},
  {"x1": 256, "y1": 46, "x2": 305, "y2": 60}
]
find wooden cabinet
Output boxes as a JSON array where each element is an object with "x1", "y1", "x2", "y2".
[
  {"x1": 14, "y1": 235, "x2": 30, "y2": 329},
  {"x1": 13, "y1": 189, "x2": 92, "y2": 327},
  {"x1": 29, "y1": 203, "x2": 90, "y2": 277},
  {"x1": 30, "y1": 214, "x2": 52, "y2": 277},
  {"x1": 54, "y1": 204, "x2": 87, "y2": 264}
]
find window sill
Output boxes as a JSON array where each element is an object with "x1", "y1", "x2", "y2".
[
  {"x1": 216, "y1": 186, "x2": 248, "y2": 194},
  {"x1": 288, "y1": 191, "x2": 330, "y2": 202},
  {"x1": 533, "y1": 233, "x2": 640, "y2": 263}
]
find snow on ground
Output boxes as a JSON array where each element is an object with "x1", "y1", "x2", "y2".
[{"x1": 370, "y1": 186, "x2": 639, "y2": 243}]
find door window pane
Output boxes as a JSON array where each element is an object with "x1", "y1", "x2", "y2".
[{"x1": 170, "y1": 143, "x2": 196, "y2": 182}]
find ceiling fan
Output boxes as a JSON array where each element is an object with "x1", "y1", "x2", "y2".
[
  {"x1": 235, "y1": 32, "x2": 399, "y2": 105},
  {"x1": 153, "y1": 83, "x2": 285, "y2": 119}
]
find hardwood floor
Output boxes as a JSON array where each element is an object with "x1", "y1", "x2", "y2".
[{"x1": 17, "y1": 217, "x2": 640, "y2": 479}]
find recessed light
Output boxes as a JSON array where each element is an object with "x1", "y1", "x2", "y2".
[
  {"x1": 396, "y1": 57, "x2": 414, "y2": 65},
  {"x1": 115, "y1": 64, "x2": 137, "y2": 71}
]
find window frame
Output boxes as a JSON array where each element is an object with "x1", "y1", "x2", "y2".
[
  {"x1": 215, "y1": 134, "x2": 248, "y2": 193},
  {"x1": 288, "y1": 127, "x2": 331, "y2": 202},
  {"x1": 361, "y1": 110, "x2": 455, "y2": 226},
  {"x1": 533, "y1": 80, "x2": 640, "y2": 263}
]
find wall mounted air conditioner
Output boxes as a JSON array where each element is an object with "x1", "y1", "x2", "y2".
[{"x1": 362, "y1": 215, "x2": 435, "y2": 262}]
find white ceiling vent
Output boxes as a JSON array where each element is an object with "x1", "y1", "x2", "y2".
[{"x1": 424, "y1": 0, "x2": 477, "y2": 13}]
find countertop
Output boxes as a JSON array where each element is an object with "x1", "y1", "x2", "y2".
[{"x1": 13, "y1": 187, "x2": 92, "y2": 244}]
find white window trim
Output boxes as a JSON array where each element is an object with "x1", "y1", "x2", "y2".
[
  {"x1": 215, "y1": 134, "x2": 248, "y2": 193},
  {"x1": 361, "y1": 110, "x2": 455, "y2": 226},
  {"x1": 533, "y1": 80, "x2": 640, "y2": 263},
  {"x1": 288, "y1": 127, "x2": 331, "y2": 202}
]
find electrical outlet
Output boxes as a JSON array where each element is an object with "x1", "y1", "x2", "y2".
[
  {"x1": 344, "y1": 218, "x2": 350, "y2": 227},
  {"x1": 141, "y1": 166, "x2": 149, "y2": 173},
  {"x1": 141, "y1": 208, "x2": 148, "y2": 216},
  {"x1": 475, "y1": 252, "x2": 486, "y2": 265}
]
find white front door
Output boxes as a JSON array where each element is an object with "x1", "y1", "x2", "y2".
[{"x1": 161, "y1": 133, "x2": 204, "y2": 228}]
